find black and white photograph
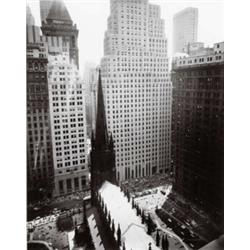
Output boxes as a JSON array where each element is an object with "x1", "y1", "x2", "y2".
[
  {"x1": 25, "y1": 0, "x2": 225, "y2": 249},
  {"x1": 4, "y1": 0, "x2": 244, "y2": 249}
]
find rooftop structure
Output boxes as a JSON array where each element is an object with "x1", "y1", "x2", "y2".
[
  {"x1": 172, "y1": 42, "x2": 224, "y2": 69},
  {"x1": 46, "y1": 0, "x2": 72, "y2": 24},
  {"x1": 40, "y1": 0, "x2": 53, "y2": 24},
  {"x1": 99, "y1": 181, "x2": 160, "y2": 250},
  {"x1": 41, "y1": 0, "x2": 79, "y2": 68}
]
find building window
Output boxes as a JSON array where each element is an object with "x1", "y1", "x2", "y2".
[
  {"x1": 66, "y1": 179, "x2": 72, "y2": 192},
  {"x1": 74, "y1": 178, "x2": 79, "y2": 190},
  {"x1": 81, "y1": 176, "x2": 86, "y2": 187},
  {"x1": 59, "y1": 181, "x2": 64, "y2": 193}
]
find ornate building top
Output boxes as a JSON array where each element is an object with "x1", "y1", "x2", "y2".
[{"x1": 46, "y1": 0, "x2": 72, "y2": 24}]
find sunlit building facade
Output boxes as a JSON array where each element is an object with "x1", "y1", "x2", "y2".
[
  {"x1": 47, "y1": 50, "x2": 89, "y2": 196},
  {"x1": 101, "y1": 0, "x2": 172, "y2": 182}
]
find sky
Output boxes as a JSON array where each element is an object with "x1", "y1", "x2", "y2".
[{"x1": 28, "y1": 0, "x2": 224, "y2": 73}]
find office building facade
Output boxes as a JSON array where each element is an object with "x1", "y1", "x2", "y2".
[
  {"x1": 39, "y1": 0, "x2": 89, "y2": 196},
  {"x1": 27, "y1": 25, "x2": 54, "y2": 201},
  {"x1": 171, "y1": 42, "x2": 224, "y2": 212},
  {"x1": 47, "y1": 50, "x2": 89, "y2": 196},
  {"x1": 101, "y1": 0, "x2": 172, "y2": 182}
]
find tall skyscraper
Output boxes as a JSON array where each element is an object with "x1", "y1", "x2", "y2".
[
  {"x1": 101, "y1": 0, "x2": 172, "y2": 182},
  {"x1": 173, "y1": 7, "x2": 198, "y2": 54},
  {"x1": 47, "y1": 47, "x2": 89, "y2": 197},
  {"x1": 41, "y1": 0, "x2": 79, "y2": 68},
  {"x1": 26, "y1": 5, "x2": 35, "y2": 26},
  {"x1": 40, "y1": 0, "x2": 53, "y2": 24},
  {"x1": 27, "y1": 23, "x2": 54, "y2": 201},
  {"x1": 171, "y1": 42, "x2": 224, "y2": 213},
  {"x1": 40, "y1": 0, "x2": 89, "y2": 197}
]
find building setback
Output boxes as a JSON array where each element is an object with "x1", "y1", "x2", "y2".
[
  {"x1": 173, "y1": 7, "x2": 198, "y2": 54},
  {"x1": 101, "y1": 0, "x2": 172, "y2": 182},
  {"x1": 171, "y1": 42, "x2": 224, "y2": 213},
  {"x1": 27, "y1": 25, "x2": 54, "y2": 201},
  {"x1": 41, "y1": 0, "x2": 79, "y2": 68}
]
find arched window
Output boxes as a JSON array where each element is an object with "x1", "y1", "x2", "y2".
[
  {"x1": 34, "y1": 63, "x2": 38, "y2": 71},
  {"x1": 40, "y1": 64, "x2": 44, "y2": 71}
]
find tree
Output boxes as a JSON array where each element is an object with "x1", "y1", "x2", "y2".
[
  {"x1": 155, "y1": 205, "x2": 159, "y2": 213},
  {"x1": 127, "y1": 191, "x2": 130, "y2": 202},
  {"x1": 148, "y1": 242, "x2": 152, "y2": 250},
  {"x1": 83, "y1": 200, "x2": 87, "y2": 226},
  {"x1": 161, "y1": 234, "x2": 165, "y2": 250},
  {"x1": 117, "y1": 223, "x2": 121, "y2": 246},
  {"x1": 136, "y1": 204, "x2": 140, "y2": 216},
  {"x1": 111, "y1": 219, "x2": 115, "y2": 235},
  {"x1": 104, "y1": 204, "x2": 108, "y2": 218},
  {"x1": 147, "y1": 218, "x2": 151, "y2": 235},
  {"x1": 165, "y1": 235, "x2": 169, "y2": 250},
  {"x1": 108, "y1": 211, "x2": 111, "y2": 226},
  {"x1": 141, "y1": 210, "x2": 145, "y2": 224},
  {"x1": 122, "y1": 242, "x2": 126, "y2": 250},
  {"x1": 74, "y1": 226, "x2": 79, "y2": 245},
  {"x1": 156, "y1": 229, "x2": 160, "y2": 247},
  {"x1": 138, "y1": 207, "x2": 141, "y2": 216},
  {"x1": 147, "y1": 214, "x2": 153, "y2": 235},
  {"x1": 97, "y1": 192, "x2": 101, "y2": 203}
]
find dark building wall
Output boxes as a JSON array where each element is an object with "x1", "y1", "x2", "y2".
[
  {"x1": 27, "y1": 55, "x2": 54, "y2": 200},
  {"x1": 171, "y1": 62, "x2": 224, "y2": 213}
]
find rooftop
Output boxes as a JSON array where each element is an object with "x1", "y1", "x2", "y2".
[
  {"x1": 99, "y1": 181, "x2": 160, "y2": 250},
  {"x1": 172, "y1": 42, "x2": 224, "y2": 69},
  {"x1": 198, "y1": 235, "x2": 224, "y2": 250},
  {"x1": 46, "y1": 0, "x2": 72, "y2": 23}
]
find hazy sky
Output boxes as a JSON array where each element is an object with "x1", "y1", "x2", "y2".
[{"x1": 28, "y1": 0, "x2": 224, "y2": 72}]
